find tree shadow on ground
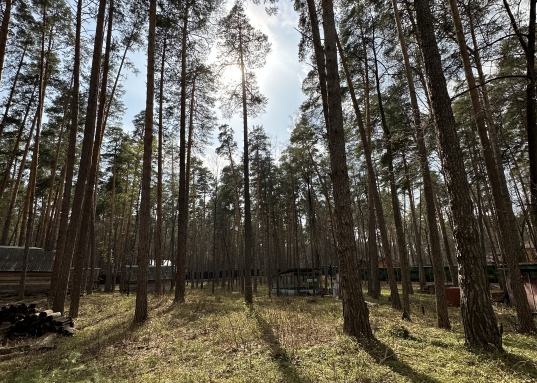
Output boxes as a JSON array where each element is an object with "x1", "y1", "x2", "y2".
[
  {"x1": 502, "y1": 333, "x2": 537, "y2": 353},
  {"x1": 254, "y1": 310, "x2": 313, "y2": 383},
  {"x1": 479, "y1": 347, "x2": 537, "y2": 379},
  {"x1": 362, "y1": 339, "x2": 442, "y2": 383},
  {"x1": 155, "y1": 291, "x2": 242, "y2": 322}
]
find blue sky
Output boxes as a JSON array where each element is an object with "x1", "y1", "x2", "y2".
[{"x1": 120, "y1": 0, "x2": 307, "y2": 157}]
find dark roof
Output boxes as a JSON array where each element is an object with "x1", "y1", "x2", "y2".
[
  {"x1": 122, "y1": 265, "x2": 174, "y2": 282},
  {"x1": 275, "y1": 268, "x2": 322, "y2": 276},
  {"x1": 0, "y1": 246, "x2": 55, "y2": 272}
]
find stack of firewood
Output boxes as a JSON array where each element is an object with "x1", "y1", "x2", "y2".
[{"x1": 0, "y1": 303, "x2": 74, "y2": 337}]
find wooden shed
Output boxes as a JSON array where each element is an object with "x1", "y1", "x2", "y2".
[
  {"x1": 271, "y1": 268, "x2": 323, "y2": 296},
  {"x1": 0, "y1": 246, "x2": 101, "y2": 294},
  {"x1": 0, "y1": 246, "x2": 55, "y2": 293},
  {"x1": 122, "y1": 265, "x2": 174, "y2": 293}
]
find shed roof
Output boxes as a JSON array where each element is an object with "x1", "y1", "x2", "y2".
[
  {"x1": 0, "y1": 246, "x2": 55, "y2": 272},
  {"x1": 275, "y1": 268, "x2": 322, "y2": 276}
]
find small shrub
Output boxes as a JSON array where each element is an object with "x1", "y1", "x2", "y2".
[{"x1": 389, "y1": 325, "x2": 410, "y2": 339}]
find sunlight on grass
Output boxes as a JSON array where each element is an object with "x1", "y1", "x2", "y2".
[{"x1": 1, "y1": 285, "x2": 536, "y2": 382}]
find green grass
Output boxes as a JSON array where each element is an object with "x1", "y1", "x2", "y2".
[{"x1": 1, "y1": 284, "x2": 536, "y2": 382}]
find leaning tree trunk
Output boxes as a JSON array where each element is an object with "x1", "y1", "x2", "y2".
[
  {"x1": 414, "y1": 0, "x2": 502, "y2": 349},
  {"x1": 52, "y1": 0, "x2": 106, "y2": 314},
  {"x1": 449, "y1": 0, "x2": 535, "y2": 334},
  {"x1": 48, "y1": 0, "x2": 82, "y2": 304},
  {"x1": 38, "y1": 79, "x2": 72, "y2": 248},
  {"x1": 0, "y1": 0, "x2": 12, "y2": 88},
  {"x1": 19, "y1": 3, "x2": 47, "y2": 299},
  {"x1": 71, "y1": 53, "x2": 115, "y2": 316},
  {"x1": 0, "y1": 43, "x2": 27, "y2": 142},
  {"x1": 393, "y1": 0, "x2": 451, "y2": 328},
  {"x1": 370, "y1": 37, "x2": 411, "y2": 317}
]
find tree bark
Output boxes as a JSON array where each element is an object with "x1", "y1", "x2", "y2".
[
  {"x1": 0, "y1": 43, "x2": 27, "y2": 141},
  {"x1": 19, "y1": 3, "x2": 47, "y2": 299},
  {"x1": 370, "y1": 36, "x2": 411, "y2": 316},
  {"x1": 52, "y1": 0, "x2": 106, "y2": 314},
  {"x1": 134, "y1": 0, "x2": 156, "y2": 323},
  {"x1": 414, "y1": 0, "x2": 501, "y2": 348},
  {"x1": 239, "y1": 25, "x2": 254, "y2": 305},
  {"x1": 175, "y1": 4, "x2": 189, "y2": 303},
  {"x1": 155, "y1": 37, "x2": 166, "y2": 295},
  {"x1": 449, "y1": 0, "x2": 535, "y2": 333},
  {"x1": 433, "y1": 188, "x2": 457, "y2": 286},
  {"x1": 38, "y1": 77, "x2": 73, "y2": 248},
  {"x1": 319, "y1": 0, "x2": 372, "y2": 339},
  {"x1": 0, "y1": 0, "x2": 12, "y2": 87},
  {"x1": 392, "y1": 0, "x2": 452, "y2": 327},
  {"x1": 48, "y1": 0, "x2": 82, "y2": 304},
  {"x1": 503, "y1": 0, "x2": 537, "y2": 239},
  {"x1": 69, "y1": 0, "x2": 115, "y2": 315}
]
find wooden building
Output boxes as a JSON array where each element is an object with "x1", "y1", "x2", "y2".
[
  {"x1": 270, "y1": 268, "x2": 323, "y2": 296},
  {"x1": 0, "y1": 246, "x2": 100, "y2": 294},
  {"x1": 122, "y1": 265, "x2": 174, "y2": 293},
  {"x1": 0, "y1": 246, "x2": 55, "y2": 293}
]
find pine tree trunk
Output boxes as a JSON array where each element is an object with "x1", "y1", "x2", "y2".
[
  {"x1": 449, "y1": 0, "x2": 535, "y2": 333},
  {"x1": 394, "y1": 0, "x2": 452, "y2": 328},
  {"x1": 240, "y1": 32, "x2": 253, "y2": 305},
  {"x1": 175, "y1": 5, "x2": 189, "y2": 304},
  {"x1": 19, "y1": 2, "x2": 47, "y2": 299},
  {"x1": 134, "y1": 0, "x2": 156, "y2": 323},
  {"x1": 45, "y1": 163, "x2": 66, "y2": 250},
  {"x1": 403, "y1": 157, "x2": 426, "y2": 290},
  {"x1": 0, "y1": 0, "x2": 12, "y2": 87},
  {"x1": 38, "y1": 79, "x2": 72, "y2": 247},
  {"x1": 48, "y1": 0, "x2": 83, "y2": 304},
  {"x1": 52, "y1": 0, "x2": 107, "y2": 314},
  {"x1": 414, "y1": 0, "x2": 502, "y2": 348},
  {"x1": 0, "y1": 43, "x2": 27, "y2": 141},
  {"x1": 362, "y1": 36, "x2": 381, "y2": 300},
  {"x1": 433, "y1": 190, "x2": 457, "y2": 286},
  {"x1": 370, "y1": 35, "x2": 411, "y2": 316},
  {"x1": 70, "y1": 0, "x2": 115, "y2": 317},
  {"x1": 155, "y1": 37, "x2": 166, "y2": 295},
  {"x1": 320, "y1": 0, "x2": 372, "y2": 339}
]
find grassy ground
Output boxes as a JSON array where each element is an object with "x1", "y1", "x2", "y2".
[{"x1": 0, "y1": 284, "x2": 536, "y2": 383}]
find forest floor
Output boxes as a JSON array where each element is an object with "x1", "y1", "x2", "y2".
[{"x1": 0, "y1": 284, "x2": 536, "y2": 383}]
